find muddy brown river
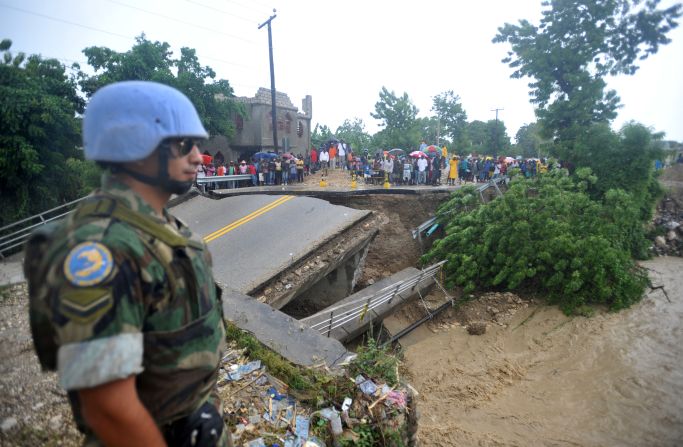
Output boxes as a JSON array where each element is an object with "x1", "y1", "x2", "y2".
[{"x1": 393, "y1": 257, "x2": 683, "y2": 446}]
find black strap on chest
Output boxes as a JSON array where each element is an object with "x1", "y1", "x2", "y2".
[{"x1": 74, "y1": 196, "x2": 203, "y2": 250}]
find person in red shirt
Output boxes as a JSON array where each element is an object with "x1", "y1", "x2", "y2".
[
  {"x1": 248, "y1": 161, "x2": 257, "y2": 186},
  {"x1": 329, "y1": 144, "x2": 337, "y2": 169},
  {"x1": 310, "y1": 146, "x2": 318, "y2": 173}
]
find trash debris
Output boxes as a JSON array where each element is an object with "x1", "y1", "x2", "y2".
[
  {"x1": 317, "y1": 408, "x2": 343, "y2": 437},
  {"x1": 227, "y1": 360, "x2": 262, "y2": 381},
  {"x1": 246, "y1": 437, "x2": 266, "y2": 447},
  {"x1": 295, "y1": 415, "x2": 309, "y2": 440},
  {"x1": 355, "y1": 375, "x2": 377, "y2": 396},
  {"x1": 218, "y1": 342, "x2": 414, "y2": 446}
]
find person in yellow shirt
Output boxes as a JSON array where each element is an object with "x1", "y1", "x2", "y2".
[
  {"x1": 448, "y1": 156, "x2": 459, "y2": 185},
  {"x1": 538, "y1": 159, "x2": 548, "y2": 174},
  {"x1": 441, "y1": 146, "x2": 448, "y2": 158}
]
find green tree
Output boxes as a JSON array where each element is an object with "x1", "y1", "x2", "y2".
[
  {"x1": 464, "y1": 120, "x2": 488, "y2": 154},
  {"x1": 0, "y1": 39, "x2": 90, "y2": 226},
  {"x1": 335, "y1": 118, "x2": 372, "y2": 153},
  {"x1": 515, "y1": 122, "x2": 545, "y2": 158},
  {"x1": 494, "y1": 0, "x2": 681, "y2": 142},
  {"x1": 572, "y1": 122, "x2": 664, "y2": 220},
  {"x1": 431, "y1": 90, "x2": 468, "y2": 147},
  {"x1": 311, "y1": 123, "x2": 334, "y2": 148},
  {"x1": 80, "y1": 34, "x2": 243, "y2": 138},
  {"x1": 371, "y1": 87, "x2": 421, "y2": 150},
  {"x1": 416, "y1": 116, "x2": 441, "y2": 147},
  {"x1": 464, "y1": 120, "x2": 511, "y2": 155}
]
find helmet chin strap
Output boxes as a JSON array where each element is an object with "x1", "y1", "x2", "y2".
[{"x1": 115, "y1": 147, "x2": 193, "y2": 196}]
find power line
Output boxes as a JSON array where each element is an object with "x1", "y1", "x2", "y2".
[
  {"x1": 184, "y1": 0, "x2": 255, "y2": 23},
  {"x1": 0, "y1": 3, "x2": 132, "y2": 40},
  {"x1": 0, "y1": 3, "x2": 256, "y2": 71},
  {"x1": 224, "y1": 0, "x2": 273, "y2": 15},
  {"x1": 104, "y1": 0, "x2": 257, "y2": 44}
]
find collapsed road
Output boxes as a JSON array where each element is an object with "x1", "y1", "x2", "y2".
[{"x1": 172, "y1": 194, "x2": 371, "y2": 298}]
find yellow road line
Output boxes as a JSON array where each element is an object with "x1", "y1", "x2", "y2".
[{"x1": 203, "y1": 195, "x2": 295, "y2": 243}]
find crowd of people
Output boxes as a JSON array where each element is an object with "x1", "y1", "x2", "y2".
[
  {"x1": 194, "y1": 139, "x2": 555, "y2": 191},
  {"x1": 196, "y1": 154, "x2": 307, "y2": 191}
]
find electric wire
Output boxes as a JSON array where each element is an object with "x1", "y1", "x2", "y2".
[
  {"x1": 103, "y1": 0, "x2": 258, "y2": 44},
  {"x1": 0, "y1": 3, "x2": 132, "y2": 40},
  {"x1": 0, "y1": 3, "x2": 258, "y2": 71},
  {"x1": 184, "y1": 0, "x2": 255, "y2": 23},
  {"x1": 223, "y1": 0, "x2": 273, "y2": 15}
]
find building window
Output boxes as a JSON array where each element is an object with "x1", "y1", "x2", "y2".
[
  {"x1": 234, "y1": 115, "x2": 244, "y2": 131},
  {"x1": 285, "y1": 113, "x2": 292, "y2": 134},
  {"x1": 297, "y1": 121, "x2": 304, "y2": 137}
]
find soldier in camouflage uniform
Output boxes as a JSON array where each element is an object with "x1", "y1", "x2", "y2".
[{"x1": 24, "y1": 81, "x2": 231, "y2": 446}]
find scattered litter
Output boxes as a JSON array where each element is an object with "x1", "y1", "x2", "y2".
[
  {"x1": 317, "y1": 408, "x2": 342, "y2": 437},
  {"x1": 227, "y1": 360, "x2": 262, "y2": 381},
  {"x1": 356, "y1": 377, "x2": 377, "y2": 396},
  {"x1": 246, "y1": 437, "x2": 266, "y2": 447},
  {"x1": 218, "y1": 343, "x2": 413, "y2": 446},
  {"x1": 294, "y1": 415, "x2": 309, "y2": 440},
  {"x1": 385, "y1": 390, "x2": 407, "y2": 409}
]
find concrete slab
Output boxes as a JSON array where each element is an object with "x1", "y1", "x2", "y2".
[
  {"x1": 221, "y1": 288, "x2": 355, "y2": 370},
  {"x1": 0, "y1": 260, "x2": 25, "y2": 286}
]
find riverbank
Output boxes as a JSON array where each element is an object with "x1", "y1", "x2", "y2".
[{"x1": 390, "y1": 256, "x2": 683, "y2": 446}]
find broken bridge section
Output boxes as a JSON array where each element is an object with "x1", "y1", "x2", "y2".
[
  {"x1": 221, "y1": 288, "x2": 355, "y2": 370},
  {"x1": 299, "y1": 261, "x2": 446, "y2": 343},
  {"x1": 172, "y1": 194, "x2": 371, "y2": 295}
]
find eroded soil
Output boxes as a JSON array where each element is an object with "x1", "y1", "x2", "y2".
[{"x1": 388, "y1": 257, "x2": 683, "y2": 446}]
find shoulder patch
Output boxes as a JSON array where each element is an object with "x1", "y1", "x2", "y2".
[{"x1": 63, "y1": 242, "x2": 114, "y2": 287}]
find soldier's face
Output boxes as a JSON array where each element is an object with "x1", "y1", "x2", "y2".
[{"x1": 166, "y1": 140, "x2": 203, "y2": 182}]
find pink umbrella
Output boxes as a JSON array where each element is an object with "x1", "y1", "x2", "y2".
[{"x1": 409, "y1": 151, "x2": 426, "y2": 158}]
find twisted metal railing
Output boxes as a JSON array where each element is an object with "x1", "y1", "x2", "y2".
[{"x1": 300, "y1": 260, "x2": 446, "y2": 337}]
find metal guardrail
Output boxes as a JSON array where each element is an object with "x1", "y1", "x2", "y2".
[
  {"x1": 0, "y1": 197, "x2": 87, "y2": 258},
  {"x1": 196, "y1": 174, "x2": 252, "y2": 187},
  {"x1": 412, "y1": 176, "x2": 509, "y2": 240},
  {"x1": 300, "y1": 260, "x2": 446, "y2": 337}
]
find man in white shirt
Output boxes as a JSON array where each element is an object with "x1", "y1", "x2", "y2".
[
  {"x1": 338, "y1": 142, "x2": 346, "y2": 170},
  {"x1": 319, "y1": 149, "x2": 330, "y2": 176},
  {"x1": 417, "y1": 157, "x2": 428, "y2": 184}
]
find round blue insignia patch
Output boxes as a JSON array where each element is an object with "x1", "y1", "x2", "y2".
[{"x1": 63, "y1": 242, "x2": 114, "y2": 287}]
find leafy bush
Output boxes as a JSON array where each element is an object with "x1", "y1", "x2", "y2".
[
  {"x1": 348, "y1": 338, "x2": 399, "y2": 387},
  {"x1": 423, "y1": 170, "x2": 649, "y2": 314}
]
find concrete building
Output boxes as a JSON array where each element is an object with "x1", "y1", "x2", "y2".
[{"x1": 203, "y1": 88, "x2": 312, "y2": 164}]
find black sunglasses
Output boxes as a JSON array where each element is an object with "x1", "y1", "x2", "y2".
[
  {"x1": 161, "y1": 138, "x2": 198, "y2": 157},
  {"x1": 177, "y1": 138, "x2": 198, "y2": 156}
]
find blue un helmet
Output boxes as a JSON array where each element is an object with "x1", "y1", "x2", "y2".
[
  {"x1": 83, "y1": 80, "x2": 208, "y2": 162},
  {"x1": 83, "y1": 81, "x2": 208, "y2": 195}
]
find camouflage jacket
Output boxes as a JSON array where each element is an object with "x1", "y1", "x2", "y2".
[{"x1": 25, "y1": 174, "x2": 226, "y2": 440}]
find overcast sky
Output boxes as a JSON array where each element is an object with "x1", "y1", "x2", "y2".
[{"x1": 2, "y1": 0, "x2": 682, "y2": 143}]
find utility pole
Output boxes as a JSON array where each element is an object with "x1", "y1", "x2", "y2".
[
  {"x1": 491, "y1": 107, "x2": 504, "y2": 155},
  {"x1": 259, "y1": 10, "x2": 278, "y2": 153}
]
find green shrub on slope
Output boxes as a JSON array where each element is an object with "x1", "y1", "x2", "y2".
[{"x1": 423, "y1": 170, "x2": 649, "y2": 314}]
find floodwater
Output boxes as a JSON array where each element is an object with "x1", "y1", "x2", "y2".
[{"x1": 396, "y1": 257, "x2": 683, "y2": 446}]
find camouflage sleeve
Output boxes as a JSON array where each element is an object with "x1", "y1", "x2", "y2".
[{"x1": 50, "y1": 239, "x2": 146, "y2": 391}]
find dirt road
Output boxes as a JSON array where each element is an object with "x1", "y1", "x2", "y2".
[{"x1": 390, "y1": 256, "x2": 683, "y2": 446}]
